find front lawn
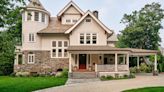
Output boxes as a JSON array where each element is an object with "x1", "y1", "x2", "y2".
[
  {"x1": 123, "y1": 87, "x2": 164, "y2": 92},
  {"x1": 0, "y1": 76, "x2": 67, "y2": 92}
]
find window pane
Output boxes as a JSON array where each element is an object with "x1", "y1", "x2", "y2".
[
  {"x1": 34, "y1": 12, "x2": 39, "y2": 21},
  {"x1": 52, "y1": 49, "x2": 56, "y2": 57},
  {"x1": 73, "y1": 20, "x2": 77, "y2": 23},
  {"x1": 86, "y1": 19, "x2": 91, "y2": 22},
  {"x1": 64, "y1": 41, "x2": 68, "y2": 47},
  {"x1": 80, "y1": 34, "x2": 84, "y2": 44},
  {"x1": 42, "y1": 13, "x2": 45, "y2": 22},
  {"x1": 27, "y1": 12, "x2": 32, "y2": 21},
  {"x1": 29, "y1": 33, "x2": 35, "y2": 42},
  {"x1": 58, "y1": 41, "x2": 62, "y2": 47},
  {"x1": 58, "y1": 49, "x2": 62, "y2": 57},
  {"x1": 66, "y1": 19, "x2": 71, "y2": 23},
  {"x1": 52, "y1": 41, "x2": 56, "y2": 47},
  {"x1": 32, "y1": 34, "x2": 34, "y2": 41},
  {"x1": 64, "y1": 49, "x2": 68, "y2": 57},
  {"x1": 86, "y1": 34, "x2": 91, "y2": 44},
  {"x1": 29, "y1": 34, "x2": 31, "y2": 42},
  {"x1": 92, "y1": 34, "x2": 97, "y2": 44}
]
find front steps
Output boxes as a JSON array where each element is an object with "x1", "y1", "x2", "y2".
[{"x1": 70, "y1": 72, "x2": 97, "y2": 79}]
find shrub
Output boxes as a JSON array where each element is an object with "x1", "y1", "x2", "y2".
[
  {"x1": 123, "y1": 74, "x2": 128, "y2": 78},
  {"x1": 106, "y1": 76, "x2": 114, "y2": 80},
  {"x1": 56, "y1": 69, "x2": 68, "y2": 78},
  {"x1": 10, "y1": 72, "x2": 16, "y2": 77},
  {"x1": 130, "y1": 66, "x2": 137, "y2": 73},
  {"x1": 140, "y1": 63, "x2": 152, "y2": 73},
  {"x1": 129, "y1": 73, "x2": 135, "y2": 78},
  {"x1": 16, "y1": 72, "x2": 30, "y2": 77}
]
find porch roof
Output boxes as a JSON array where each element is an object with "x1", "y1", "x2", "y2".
[{"x1": 67, "y1": 46, "x2": 158, "y2": 55}]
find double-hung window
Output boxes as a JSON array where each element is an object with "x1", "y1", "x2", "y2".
[
  {"x1": 92, "y1": 33, "x2": 97, "y2": 44},
  {"x1": 80, "y1": 33, "x2": 84, "y2": 44},
  {"x1": 27, "y1": 11, "x2": 32, "y2": 21},
  {"x1": 29, "y1": 33, "x2": 35, "y2": 42},
  {"x1": 80, "y1": 33, "x2": 97, "y2": 45},
  {"x1": 28, "y1": 54, "x2": 35, "y2": 64},
  {"x1": 86, "y1": 34, "x2": 91, "y2": 44},
  {"x1": 41, "y1": 13, "x2": 45, "y2": 22},
  {"x1": 52, "y1": 41, "x2": 68, "y2": 58},
  {"x1": 34, "y1": 12, "x2": 39, "y2": 21}
]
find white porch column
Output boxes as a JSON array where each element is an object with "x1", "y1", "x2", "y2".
[
  {"x1": 127, "y1": 54, "x2": 129, "y2": 71},
  {"x1": 137, "y1": 56, "x2": 140, "y2": 69},
  {"x1": 69, "y1": 53, "x2": 72, "y2": 73},
  {"x1": 115, "y1": 53, "x2": 118, "y2": 72},
  {"x1": 154, "y1": 54, "x2": 157, "y2": 71},
  {"x1": 14, "y1": 54, "x2": 18, "y2": 65},
  {"x1": 123, "y1": 55, "x2": 126, "y2": 64}
]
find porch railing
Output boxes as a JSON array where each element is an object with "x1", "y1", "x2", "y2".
[{"x1": 95, "y1": 64, "x2": 128, "y2": 72}]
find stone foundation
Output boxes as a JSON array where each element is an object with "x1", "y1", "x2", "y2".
[{"x1": 14, "y1": 51, "x2": 69, "y2": 74}]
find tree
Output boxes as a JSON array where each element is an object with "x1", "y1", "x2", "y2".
[
  {"x1": 0, "y1": 0, "x2": 25, "y2": 75},
  {"x1": 117, "y1": 2, "x2": 164, "y2": 50}
]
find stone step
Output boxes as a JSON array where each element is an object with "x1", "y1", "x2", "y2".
[{"x1": 71, "y1": 72, "x2": 97, "y2": 79}]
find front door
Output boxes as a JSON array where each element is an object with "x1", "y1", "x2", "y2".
[{"x1": 79, "y1": 54, "x2": 87, "y2": 69}]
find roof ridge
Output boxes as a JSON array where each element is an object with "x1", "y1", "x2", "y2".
[{"x1": 27, "y1": 0, "x2": 46, "y2": 10}]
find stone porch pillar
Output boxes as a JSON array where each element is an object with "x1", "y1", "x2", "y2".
[{"x1": 115, "y1": 53, "x2": 118, "y2": 72}]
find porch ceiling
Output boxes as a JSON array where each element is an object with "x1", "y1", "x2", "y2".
[{"x1": 67, "y1": 46, "x2": 158, "y2": 55}]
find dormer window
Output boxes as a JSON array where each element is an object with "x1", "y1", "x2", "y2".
[
  {"x1": 34, "y1": 12, "x2": 39, "y2": 21},
  {"x1": 86, "y1": 18, "x2": 91, "y2": 22}
]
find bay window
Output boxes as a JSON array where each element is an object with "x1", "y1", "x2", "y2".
[{"x1": 52, "y1": 41, "x2": 68, "y2": 58}]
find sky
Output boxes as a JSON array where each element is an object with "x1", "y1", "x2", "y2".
[{"x1": 29, "y1": 0, "x2": 164, "y2": 47}]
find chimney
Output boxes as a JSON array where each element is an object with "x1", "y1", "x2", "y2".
[{"x1": 93, "y1": 10, "x2": 99, "y2": 18}]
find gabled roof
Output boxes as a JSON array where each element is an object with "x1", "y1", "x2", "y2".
[
  {"x1": 57, "y1": 1, "x2": 84, "y2": 17},
  {"x1": 27, "y1": 0, "x2": 45, "y2": 10},
  {"x1": 65, "y1": 10, "x2": 113, "y2": 34}
]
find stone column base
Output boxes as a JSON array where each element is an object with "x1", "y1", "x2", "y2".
[
  {"x1": 153, "y1": 70, "x2": 158, "y2": 76},
  {"x1": 68, "y1": 72, "x2": 73, "y2": 78}
]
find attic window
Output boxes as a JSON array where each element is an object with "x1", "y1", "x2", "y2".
[
  {"x1": 66, "y1": 19, "x2": 71, "y2": 23},
  {"x1": 86, "y1": 18, "x2": 91, "y2": 22}
]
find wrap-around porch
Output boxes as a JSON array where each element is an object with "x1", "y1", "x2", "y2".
[{"x1": 68, "y1": 46, "x2": 158, "y2": 77}]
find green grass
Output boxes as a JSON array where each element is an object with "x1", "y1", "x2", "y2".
[
  {"x1": 0, "y1": 76, "x2": 67, "y2": 92},
  {"x1": 123, "y1": 87, "x2": 164, "y2": 92}
]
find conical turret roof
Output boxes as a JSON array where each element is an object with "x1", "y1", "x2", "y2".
[{"x1": 26, "y1": 0, "x2": 45, "y2": 10}]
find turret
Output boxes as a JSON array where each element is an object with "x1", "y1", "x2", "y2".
[{"x1": 21, "y1": 0, "x2": 50, "y2": 50}]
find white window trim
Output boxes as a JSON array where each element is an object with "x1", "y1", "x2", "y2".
[
  {"x1": 51, "y1": 40, "x2": 69, "y2": 58},
  {"x1": 28, "y1": 54, "x2": 35, "y2": 64},
  {"x1": 28, "y1": 33, "x2": 36, "y2": 43},
  {"x1": 79, "y1": 33, "x2": 98, "y2": 45}
]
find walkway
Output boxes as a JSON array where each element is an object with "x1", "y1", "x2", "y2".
[{"x1": 36, "y1": 74, "x2": 164, "y2": 92}]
